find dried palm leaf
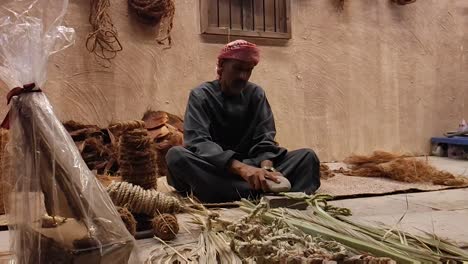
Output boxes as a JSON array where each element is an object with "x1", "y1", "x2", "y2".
[{"x1": 238, "y1": 194, "x2": 468, "y2": 263}]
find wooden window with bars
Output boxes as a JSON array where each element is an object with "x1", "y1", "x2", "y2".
[{"x1": 200, "y1": 0, "x2": 291, "y2": 39}]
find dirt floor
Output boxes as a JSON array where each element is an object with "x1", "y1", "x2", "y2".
[{"x1": 0, "y1": 157, "x2": 467, "y2": 262}]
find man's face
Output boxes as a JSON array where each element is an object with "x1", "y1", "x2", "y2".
[{"x1": 219, "y1": 59, "x2": 255, "y2": 96}]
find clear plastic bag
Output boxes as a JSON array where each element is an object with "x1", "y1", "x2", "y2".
[{"x1": 0, "y1": 1, "x2": 138, "y2": 263}]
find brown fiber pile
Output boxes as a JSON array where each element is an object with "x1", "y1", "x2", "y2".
[
  {"x1": 63, "y1": 120, "x2": 118, "y2": 175},
  {"x1": 64, "y1": 112, "x2": 183, "y2": 179},
  {"x1": 343, "y1": 151, "x2": 468, "y2": 186}
]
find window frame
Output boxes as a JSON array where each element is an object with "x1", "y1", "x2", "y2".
[{"x1": 199, "y1": 0, "x2": 292, "y2": 40}]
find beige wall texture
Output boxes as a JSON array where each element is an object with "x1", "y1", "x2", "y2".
[{"x1": 1, "y1": 0, "x2": 468, "y2": 161}]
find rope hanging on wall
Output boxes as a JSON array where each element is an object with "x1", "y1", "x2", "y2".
[
  {"x1": 86, "y1": 0, "x2": 123, "y2": 67},
  {"x1": 336, "y1": 0, "x2": 345, "y2": 11},
  {"x1": 128, "y1": 0, "x2": 176, "y2": 47}
]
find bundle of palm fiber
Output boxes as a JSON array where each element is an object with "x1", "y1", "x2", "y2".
[
  {"x1": 117, "y1": 206, "x2": 137, "y2": 236},
  {"x1": 0, "y1": 129, "x2": 11, "y2": 214},
  {"x1": 119, "y1": 128, "x2": 158, "y2": 189},
  {"x1": 108, "y1": 120, "x2": 146, "y2": 138},
  {"x1": 63, "y1": 120, "x2": 101, "y2": 139},
  {"x1": 63, "y1": 119, "x2": 94, "y2": 133},
  {"x1": 128, "y1": 0, "x2": 175, "y2": 46},
  {"x1": 107, "y1": 181, "x2": 181, "y2": 215},
  {"x1": 343, "y1": 151, "x2": 468, "y2": 186},
  {"x1": 63, "y1": 120, "x2": 118, "y2": 175},
  {"x1": 142, "y1": 110, "x2": 183, "y2": 176},
  {"x1": 151, "y1": 213, "x2": 178, "y2": 240},
  {"x1": 96, "y1": 174, "x2": 122, "y2": 188},
  {"x1": 108, "y1": 120, "x2": 146, "y2": 154},
  {"x1": 86, "y1": 0, "x2": 123, "y2": 66},
  {"x1": 81, "y1": 137, "x2": 118, "y2": 173}
]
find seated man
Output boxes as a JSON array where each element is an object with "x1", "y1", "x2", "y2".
[{"x1": 166, "y1": 40, "x2": 320, "y2": 203}]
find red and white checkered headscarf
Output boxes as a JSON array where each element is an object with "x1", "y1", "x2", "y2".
[{"x1": 217, "y1": 40, "x2": 260, "y2": 77}]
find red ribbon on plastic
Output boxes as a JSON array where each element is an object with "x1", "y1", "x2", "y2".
[{"x1": 1, "y1": 83, "x2": 42, "y2": 129}]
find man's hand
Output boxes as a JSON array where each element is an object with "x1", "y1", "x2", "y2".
[{"x1": 229, "y1": 160, "x2": 281, "y2": 191}]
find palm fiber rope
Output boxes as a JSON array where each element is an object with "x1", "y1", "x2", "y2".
[
  {"x1": 86, "y1": 0, "x2": 123, "y2": 67},
  {"x1": 128, "y1": 0, "x2": 176, "y2": 47}
]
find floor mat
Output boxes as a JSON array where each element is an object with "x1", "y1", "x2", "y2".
[{"x1": 319, "y1": 157, "x2": 468, "y2": 198}]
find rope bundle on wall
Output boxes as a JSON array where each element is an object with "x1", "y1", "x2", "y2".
[
  {"x1": 86, "y1": 0, "x2": 123, "y2": 67},
  {"x1": 128, "y1": 0, "x2": 176, "y2": 47}
]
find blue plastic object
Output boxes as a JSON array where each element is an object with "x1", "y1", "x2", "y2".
[{"x1": 431, "y1": 137, "x2": 468, "y2": 146}]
